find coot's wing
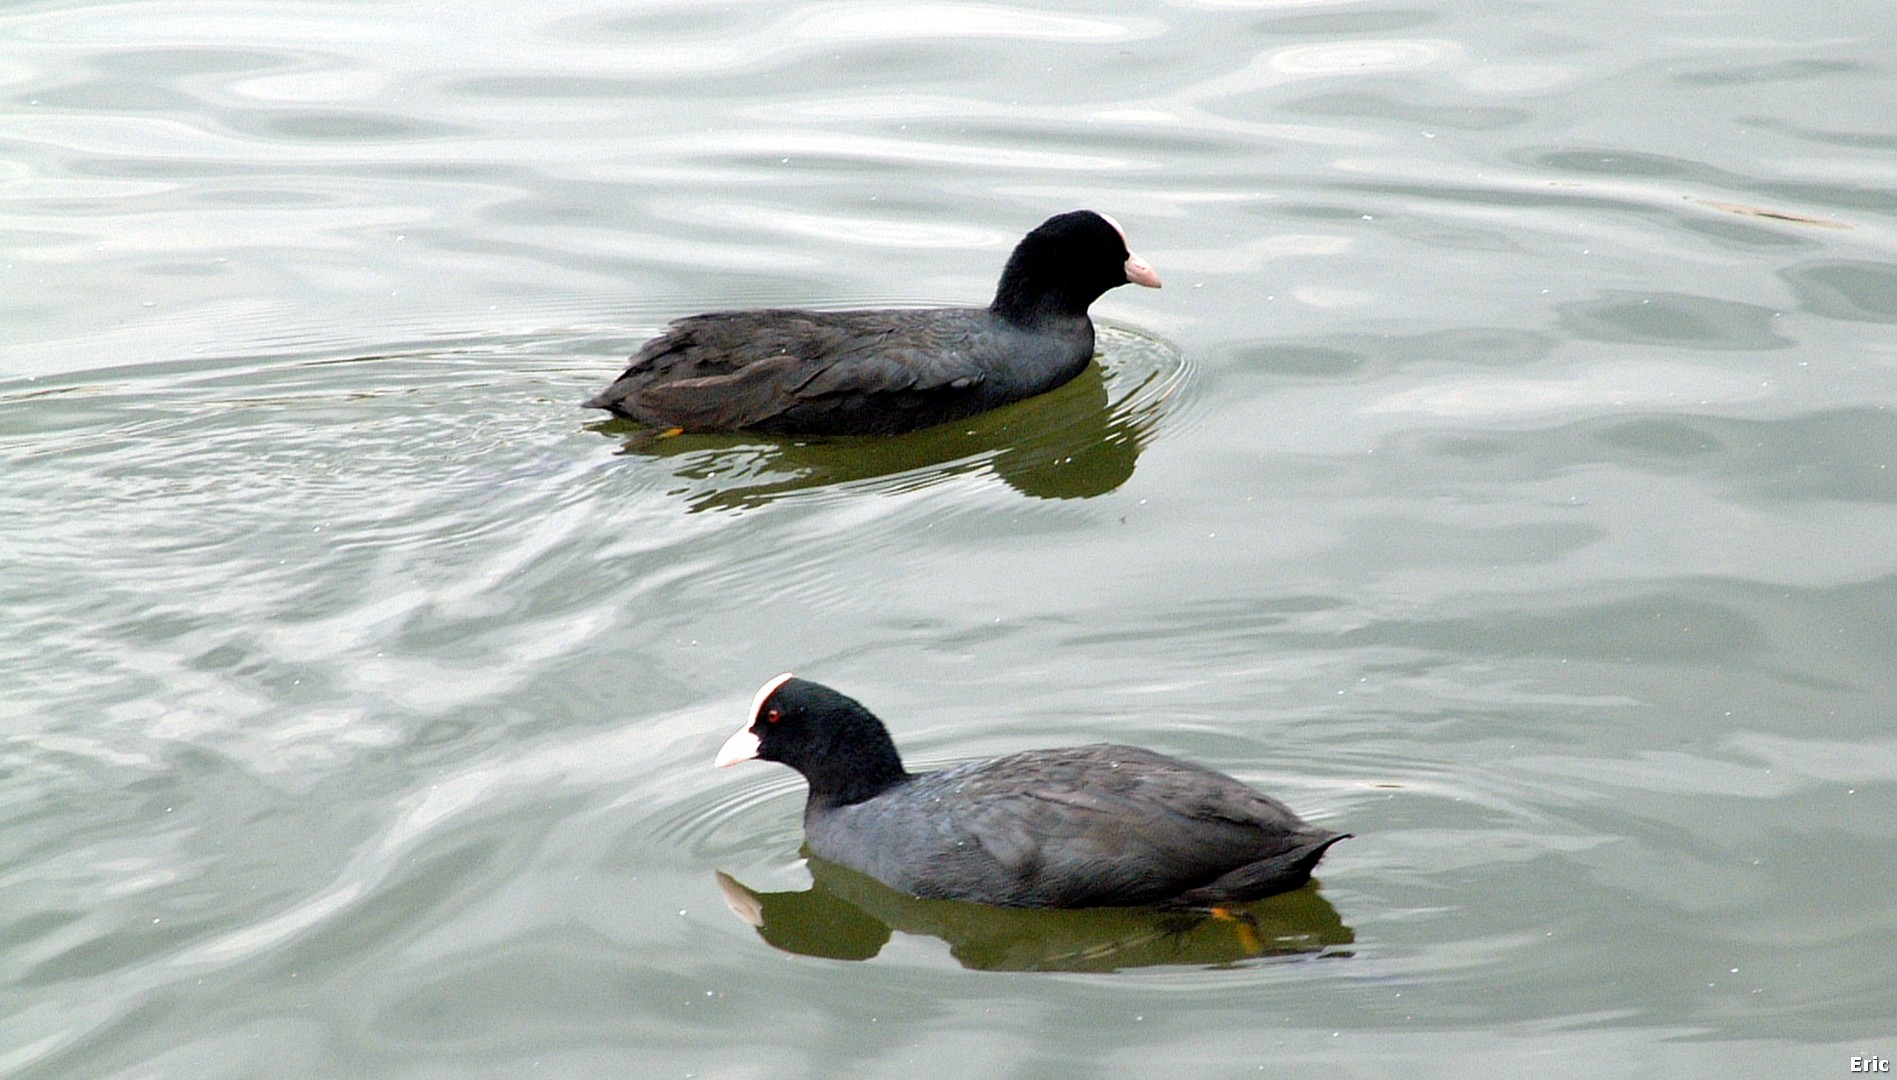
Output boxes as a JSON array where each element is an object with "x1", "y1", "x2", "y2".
[
  {"x1": 598, "y1": 309, "x2": 991, "y2": 432},
  {"x1": 944, "y1": 745, "x2": 1331, "y2": 907}
]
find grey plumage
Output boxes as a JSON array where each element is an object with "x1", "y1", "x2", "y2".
[
  {"x1": 717, "y1": 677, "x2": 1347, "y2": 911},
  {"x1": 807, "y1": 744, "x2": 1345, "y2": 909},
  {"x1": 586, "y1": 210, "x2": 1158, "y2": 436},
  {"x1": 586, "y1": 307, "x2": 1091, "y2": 436}
]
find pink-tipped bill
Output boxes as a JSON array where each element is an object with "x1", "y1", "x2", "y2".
[{"x1": 1124, "y1": 251, "x2": 1161, "y2": 289}]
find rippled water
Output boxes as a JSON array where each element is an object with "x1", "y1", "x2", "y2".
[{"x1": 5, "y1": 0, "x2": 1896, "y2": 1076}]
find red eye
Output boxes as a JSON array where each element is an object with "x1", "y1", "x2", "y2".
[{"x1": 764, "y1": 708, "x2": 782, "y2": 723}]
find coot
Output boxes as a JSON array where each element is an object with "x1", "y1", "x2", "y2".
[
  {"x1": 714, "y1": 675, "x2": 1348, "y2": 910},
  {"x1": 586, "y1": 211, "x2": 1160, "y2": 436}
]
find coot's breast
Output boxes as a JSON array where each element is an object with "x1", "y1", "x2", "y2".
[{"x1": 802, "y1": 778, "x2": 1024, "y2": 904}]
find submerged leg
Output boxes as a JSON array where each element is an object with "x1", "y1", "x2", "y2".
[{"x1": 1207, "y1": 906, "x2": 1262, "y2": 955}]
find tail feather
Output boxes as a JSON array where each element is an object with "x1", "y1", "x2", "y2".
[{"x1": 1169, "y1": 831, "x2": 1351, "y2": 910}]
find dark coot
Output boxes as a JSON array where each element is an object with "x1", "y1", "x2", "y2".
[
  {"x1": 714, "y1": 675, "x2": 1349, "y2": 910},
  {"x1": 586, "y1": 210, "x2": 1161, "y2": 436}
]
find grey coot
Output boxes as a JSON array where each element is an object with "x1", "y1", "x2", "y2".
[
  {"x1": 714, "y1": 675, "x2": 1349, "y2": 910},
  {"x1": 585, "y1": 211, "x2": 1160, "y2": 436}
]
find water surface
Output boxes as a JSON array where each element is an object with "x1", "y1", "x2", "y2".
[{"x1": 4, "y1": 0, "x2": 1896, "y2": 1077}]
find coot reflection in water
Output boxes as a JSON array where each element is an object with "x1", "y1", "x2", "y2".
[
  {"x1": 715, "y1": 860, "x2": 1353, "y2": 973},
  {"x1": 585, "y1": 329, "x2": 1183, "y2": 511}
]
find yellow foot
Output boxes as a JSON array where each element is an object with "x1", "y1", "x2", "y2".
[
  {"x1": 659, "y1": 426, "x2": 685, "y2": 439},
  {"x1": 1208, "y1": 906, "x2": 1263, "y2": 955}
]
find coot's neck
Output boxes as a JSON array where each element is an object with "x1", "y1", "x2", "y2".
[
  {"x1": 989, "y1": 258, "x2": 1100, "y2": 327},
  {"x1": 795, "y1": 708, "x2": 912, "y2": 808}
]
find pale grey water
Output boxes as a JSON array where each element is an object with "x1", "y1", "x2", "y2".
[{"x1": 3, "y1": 0, "x2": 1896, "y2": 1077}]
